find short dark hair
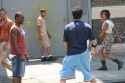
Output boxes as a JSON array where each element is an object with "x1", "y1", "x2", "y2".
[
  {"x1": 100, "y1": 10, "x2": 110, "y2": 19},
  {"x1": 40, "y1": 9, "x2": 46, "y2": 13},
  {"x1": 15, "y1": 12, "x2": 23, "y2": 19},
  {"x1": 0, "y1": 8, "x2": 7, "y2": 13},
  {"x1": 72, "y1": 6, "x2": 83, "y2": 19}
]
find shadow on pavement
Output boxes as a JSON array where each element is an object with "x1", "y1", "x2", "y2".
[
  {"x1": 0, "y1": 66, "x2": 12, "y2": 83},
  {"x1": 104, "y1": 80, "x2": 125, "y2": 83},
  {"x1": 26, "y1": 58, "x2": 63, "y2": 66}
]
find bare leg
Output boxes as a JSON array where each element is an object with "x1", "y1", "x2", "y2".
[
  {"x1": 103, "y1": 52, "x2": 115, "y2": 60},
  {"x1": 13, "y1": 77, "x2": 21, "y2": 83},
  {"x1": 90, "y1": 78, "x2": 97, "y2": 83},
  {"x1": 84, "y1": 78, "x2": 97, "y2": 83},
  {"x1": 103, "y1": 52, "x2": 123, "y2": 70},
  {"x1": 40, "y1": 47, "x2": 44, "y2": 57},
  {"x1": 2, "y1": 57, "x2": 12, "y2": 71},
  {"x1": 60, "y1": 79, "x2": 66, "y2": 83},
  {"x1": 46, "y1": 47, "x2": 51, "y2": 55},
  {"x1": 99, "y1": 49, "x2": 105, "y2": 61}
]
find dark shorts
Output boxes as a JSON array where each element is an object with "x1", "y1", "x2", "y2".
[{"x1": 12, "y1": 55, "x2": 25, "y2": 78}]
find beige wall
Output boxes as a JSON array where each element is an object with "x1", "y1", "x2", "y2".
[{"x1": 92, "y1": 6, "x2": 125, "y2": 19}]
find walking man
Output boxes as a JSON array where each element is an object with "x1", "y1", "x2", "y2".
[
  {"x1": 37, "y1": 9, "x2": 57, "y2": 61},
  {"x1": 60, "y1": 6, "x2": 97, "y2": 83},
  {"x1": 0, "y1": 8, "x2": 13, "y2": 71},
  {"x1": 10, "y1": 12, "x2": 29, "y2": 83}
]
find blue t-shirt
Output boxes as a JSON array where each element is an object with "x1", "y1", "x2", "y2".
[{"x1": 63, "y1": 20, "x2": 96, "y2": 55}]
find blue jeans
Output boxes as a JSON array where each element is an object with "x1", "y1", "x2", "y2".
[{"x1": 12, "y1": 55, "x2": 25, "y2": 78}]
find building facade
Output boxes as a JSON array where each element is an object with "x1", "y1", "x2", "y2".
[
  {"x1": 0, "y1": 0, "x2": 124, "y2": 57},
  {"x1": 0, "y1": 0, "x2": 91, "y2": 58}
]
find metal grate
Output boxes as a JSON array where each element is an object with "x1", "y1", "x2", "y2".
[{"x1": 91, "y1": 0, "x2": 125, "y2": 7}]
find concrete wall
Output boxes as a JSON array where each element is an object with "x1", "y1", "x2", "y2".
[{"x1": 2, "y1": 0, "x2": 91, "y2": 58}]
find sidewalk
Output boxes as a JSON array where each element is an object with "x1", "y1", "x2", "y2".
[{"x1": 0, "y1": 44, "x2": 125, "y2": 83}]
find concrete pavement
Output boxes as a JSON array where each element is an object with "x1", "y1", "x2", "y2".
[{"x1": 0, "y1": 44, "x2": 125, "y2": 83}]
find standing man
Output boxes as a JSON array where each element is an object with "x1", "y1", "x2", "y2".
[
  {"x1": 60, "y1": 6, "x2": 97, "y2": 83},
  {"x1": 10, "y1": 12, "x2": 29, "y2": 83},
  {"x1": 37, "y1": 9, "x2": 57, "y2": 61},
  {"x1": 0, "y1": 8, "x2": 13, "y2": 71}
]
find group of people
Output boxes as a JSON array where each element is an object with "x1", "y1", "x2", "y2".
[
  {"x1": 0, "y1": 8, "x2": 57, "y2": 83},
  {"x1": 0, "y1": 6, "x2": 123, "y2": 83}
]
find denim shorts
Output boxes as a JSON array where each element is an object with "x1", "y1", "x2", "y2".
[
  {"x1": 60, "y1": 49, "x2": 95, "y2": 81},
  {"x1": 12, "y1": 55, "x2": 25, "y2": 78}
]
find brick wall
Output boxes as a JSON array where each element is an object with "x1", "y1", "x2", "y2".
[
  {"x1": 91, "y1": 0, "x2": 125, "y2": 7},
  {"x1": 91, "y1": 0, "x2": 125, "y2": 44},
  {"x1": 92, "y1": 17, "x2": 125, "y2": 44}
]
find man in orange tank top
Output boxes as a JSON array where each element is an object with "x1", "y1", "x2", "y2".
[{"x1": 0, "y1": 8, "x2": 13, "y2": 71}]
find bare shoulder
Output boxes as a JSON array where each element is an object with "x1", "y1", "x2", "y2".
[{"x1": 11, "y1": 27, "x2": 18, "y2": 34}]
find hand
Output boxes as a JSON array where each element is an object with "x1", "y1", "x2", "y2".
[
  {"x1": 20, "y1": 55, "x2": 26, "y2": 62},
  {"x1": 3, "y1": 43, "x2": 10, "y2": 51},
  {"x1": 99, "y1": 33, "x2": 103, "y2": 39},
  {"x1": 25, "y1": 55, "x2": 29, "y2": 62},
  {"x1": 117, "y1": 37, "x2": 121, "y2": 43},
  {"x1": 90, "y1": 49, "x2": 95, "y2": 56}
]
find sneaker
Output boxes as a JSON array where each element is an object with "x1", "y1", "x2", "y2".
[
  {"x1": 48, "y1": 56, "x2": 57, "y2": 61},
  {"x1": 41, "y1": 57, "x2": 48, "y2": 62}
]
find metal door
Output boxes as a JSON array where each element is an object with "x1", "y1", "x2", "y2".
[
  {"x1": 2, "y1": 0, "x2": 68, "y2": 58},
  {"x1": 1, "y1": 0, "x2": 91, "y2": 58}
]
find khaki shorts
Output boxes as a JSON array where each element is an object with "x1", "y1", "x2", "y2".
[
  {"x1": 0, "y1": 42, "x2": 12, "y2": 70},
  {"x1": 40, "y1": 35, "x2": 50, "y2": 48}
]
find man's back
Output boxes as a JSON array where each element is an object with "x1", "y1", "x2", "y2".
[{"x1": 63, "y1": 20, "x2": 95, "y2": 55}]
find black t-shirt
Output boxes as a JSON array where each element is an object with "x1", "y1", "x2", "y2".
[{"x1": 63, "y1": 20, "x2": 96, "y2": 55}]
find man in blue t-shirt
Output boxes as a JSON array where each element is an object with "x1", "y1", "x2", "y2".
[{"x1": 60, "y1": 6, "x2": 97, "y2": 83}]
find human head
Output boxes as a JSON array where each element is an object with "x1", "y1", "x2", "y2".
[
  {"x1": 15, "y1": 12, "x2": 24, "y2": 24},
  {"x1": 0, "y1": 8, "x2": 7, "y2": 20},
  {"x1": 72, "y1": 6, "x2": 83, "y2": 19},
  {"x1": 100, "y1": 10, "x2": 110, "y2": 20},
  {"x1": 40, "y1": 9, "x2": 46, "y2": 17}
]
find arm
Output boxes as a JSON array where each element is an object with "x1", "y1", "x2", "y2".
[
  {"x1": 11, "y1": 28, "x2": 26, "y2": 61},
  {"x1": 88, "y1": 26, "x2": 97, "y2": 56},
  {"x1": 3, "y1": 21, "x2": 14, "y2": 51},
  {"x1": 99, "y1": 23, "x2": 108, "y2": 39},
  {"x1": 64, "y1": 41, "x2": 68, "y2": 52},
  {"x1": 113, "y1": 28, "x2": 121, "y2": 43},
  {"x1": 11, "y1": 28, "x2": 20, "y2": 55},
  {"x1": 47, "y1": 30, "x2": 51, "y2": 38},
  {"x1": 37, "y1": 26, "x2": 42, "y2": 40},
  {"x1": 37, "y1": 19, "x2": 43, "y2": 40},
  {"x1": 90, "y1": 39, "x2": 97, "y2": 56}
]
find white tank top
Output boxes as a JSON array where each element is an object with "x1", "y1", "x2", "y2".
[{"x1": 102, "y1": 20, "x2": 114, "y2": 33}]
